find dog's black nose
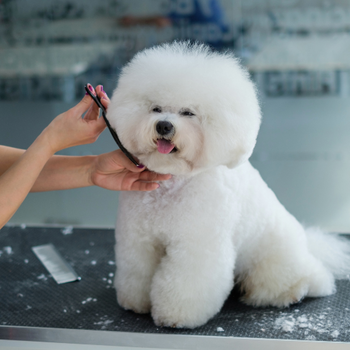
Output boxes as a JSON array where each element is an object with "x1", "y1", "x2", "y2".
[{"x1": 156, "y1": 121, "x2": 174, "y2": 136}]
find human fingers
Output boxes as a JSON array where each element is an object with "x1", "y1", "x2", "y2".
[
  {"x1": 120, "y1": 170, "x2": 171, "y2": 191},
  {"x1": 97, "y1": 85, "x2": 111, "y2": 110},
  {"x1": 118, "y1": 171, "x2": 161, "y2": 192},
  {"x1": 138, "y1": 170, "x2": 172, "y2": 182},
  {"x1": 71, "y1": 85, "x2": 95, "y2": 116},
  {"x1": 83, "y1": 103, "x2": 96, "y2": 121},
  {"x1": 84, "y1": 87, "x2": 100, "y2": 121},
  {"x1": 93, "y1": 114, "x2": 107, "y2": 133},
  {"x1": 109, "y1": 149, "x2": 145, "y2": 172},
  {"x1": 84, "y1": 85, "x2": 110, "y2": 121},
  {"x1": 96, "y1": 85, "x2": 103, "y2": 95},
  {"x1": 112, "y1": 151, "x2": 172, "y2": 183},
  {"x1": 130, "y1": 181, "x2": 160, "y2": 191},
  {"x1": 101, "y1": 96, "x2": 110, "y2": 111}
]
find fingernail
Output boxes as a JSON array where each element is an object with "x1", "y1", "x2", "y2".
[
  {"x1": 85, "y1": 91, "x2": 89, "y2": 96},
  {"x1": 101, "y1": 85, "x2": 104, "y2": 92},
  {"x1": 137, "y1": 164, "x2": 145, "y2": 168},
  {"x1": 88, "y1": 84, "x2": 94, "y2": 92}
]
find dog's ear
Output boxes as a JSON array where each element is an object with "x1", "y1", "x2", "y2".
[
  {"x1": 204, "y1": 108, "x2": 261, "y2": 170},
  {"x1": 225, "y1": 146, "x2": 255, "y2": 169},
  {"x1": 224, "y1": 138, "x2": 257, "y2": 169},
  {"x1": 200, "y1": 122, "x2": 259, "y2": 171}
]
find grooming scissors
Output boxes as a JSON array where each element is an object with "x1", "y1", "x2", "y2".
[{"x1": 84, "y1": 85, "x2": 140, "y2": 167}]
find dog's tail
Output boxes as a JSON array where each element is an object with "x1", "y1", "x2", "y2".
[{"x1": 306, "y1": 227, "x2": 350, "y2": 279}]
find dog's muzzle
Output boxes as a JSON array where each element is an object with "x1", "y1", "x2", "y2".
[{"x1": 155, "y1": 121, "x2": 177, "y2": 154}]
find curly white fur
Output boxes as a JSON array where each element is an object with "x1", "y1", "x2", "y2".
[{"x1": 107, "y1": 42, "x2": 350, "y2": 329}]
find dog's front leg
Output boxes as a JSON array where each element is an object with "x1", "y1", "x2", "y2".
[
  {"x1": 115, "y1": 234, "x2": 162, "y2": 314},
  {"x1": 150, "y1": 230, "x2": 235, "y2": 328}
]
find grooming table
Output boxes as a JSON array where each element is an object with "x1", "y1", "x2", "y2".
[{"x1": 0, "y1": 226, "x2": 349, "y2": 350}]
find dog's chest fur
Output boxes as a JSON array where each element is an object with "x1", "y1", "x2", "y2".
[{"x1": 117, "y1": 163, "x2": 263, "y2": 245}]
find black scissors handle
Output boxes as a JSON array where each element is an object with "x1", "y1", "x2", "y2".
[{"x1": 84, "y1": 85, "x2": 140, "y2": 167}]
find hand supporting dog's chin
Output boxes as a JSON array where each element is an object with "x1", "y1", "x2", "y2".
[{"x1": 139, "y1": 153, "x2": 194, "y2": 176}]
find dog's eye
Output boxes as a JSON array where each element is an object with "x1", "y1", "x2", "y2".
[
  {"x1": 152, "y1": 107, "x2": 162, "y2": 113},
  {"x1": 180, "y1": 110, "x2": 195, "y2": 117}
]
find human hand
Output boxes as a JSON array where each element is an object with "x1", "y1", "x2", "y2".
[
  {"x1": 90, "y1": 149, "x2": 171, "y2": 191},
  {"x1": 84, "y1": 84, "x2": 110, "y2": 121},
  {"x1": 42, "y1": 84, "x2": 108, "y2": 154}
]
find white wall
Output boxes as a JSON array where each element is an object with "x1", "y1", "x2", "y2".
[{"x1": 251, "y1": 96, "x2": 350, "y2": 232}]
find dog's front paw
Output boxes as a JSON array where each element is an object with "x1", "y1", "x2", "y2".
[
  {"x1": 152, "y1": 311, "x2": 184, "y2": 329},
  {"x1": 117, "y1": 289, "x2": 151, "y2": 314},
  {"x1": 150, "y1": 290, "x2": 220, "y2": 329},
  {"x1": 151, "y1": 304, "x2": 206, "y2": 329}
]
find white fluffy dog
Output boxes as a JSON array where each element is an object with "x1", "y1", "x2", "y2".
[{"x1": 107, "y1": 42, "x2": 350, "y2": 328}]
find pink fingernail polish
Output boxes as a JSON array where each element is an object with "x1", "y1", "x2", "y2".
[
  {"x1": 137, "y1": 164, "x2": 145, "y2": 168},
  {"x1": 101, "y1": 85, "x2": 104, "y2": 92},
  {"x1": 88, "y1": 84, "x2": 94, "y2": 92}
]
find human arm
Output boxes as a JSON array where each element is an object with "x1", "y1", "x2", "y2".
[
  {"x1": 30, "y1": 150, "x2": 171, "y2": 192},
  {"x1": 0, "y1": 148, "x2": 95, "y2": 192},
  {"x1": 0, "y1": 135, "x2": 58, "y2": 228},
  {"x1": 0, "y1": 147, "x2": 171, "y2": 193},
  {"x1": 0, "y1": 85, "x2": 170, "y2": 228},
  {"x1": 0, "y1": 85, "x2": 170, "y2": 193},
  {"x1": 0, "y1": 84, "x2": 106, "y2": 228}
]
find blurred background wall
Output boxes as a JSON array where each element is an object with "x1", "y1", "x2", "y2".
[{"x1": 1, "y1": 0, "x2": 350, "y2": 231}]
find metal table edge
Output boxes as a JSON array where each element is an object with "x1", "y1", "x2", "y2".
[{"x1": 0, "y1": 325, "x2": 349, "y2": 350}]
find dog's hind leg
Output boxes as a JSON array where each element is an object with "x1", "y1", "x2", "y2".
[{"x1": 237, "y1": 219, "x2": 335, "y2": 308}]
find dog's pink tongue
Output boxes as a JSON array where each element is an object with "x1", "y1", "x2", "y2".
[{"x1": 157, "y1": 139, "x2": 175, "y2": 154}]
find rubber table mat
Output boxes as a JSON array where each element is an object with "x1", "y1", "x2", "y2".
[{"x1": 0, "y1": 225, "x2": 349, "y2": 342}]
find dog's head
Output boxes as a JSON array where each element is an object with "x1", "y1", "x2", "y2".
[{"x1": 107, "y1": 42, "x2": 261, "y2": 175}]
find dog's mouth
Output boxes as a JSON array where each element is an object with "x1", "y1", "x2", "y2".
[{"x1": 156, "y1": 138, "x2": 178, "y2": 154}]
